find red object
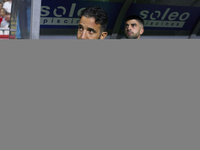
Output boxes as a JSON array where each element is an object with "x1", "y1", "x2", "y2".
[
  {"x1": 0, "y1": 35, "x2": 9, "y2": 39},
  {"x1": 0, "y1": 17, "x2": 2, "y2": 24},
  {"x1": 9, "y1": 35, "x2": 16, "y2": 39}
]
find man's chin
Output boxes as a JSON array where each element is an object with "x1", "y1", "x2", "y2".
[{"x1": 125, "y1": 34, "x2": 139, "y2": 39}]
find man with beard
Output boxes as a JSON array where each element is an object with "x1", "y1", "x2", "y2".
[
  {"x1": 124, "y1": 15, "x2": 144, "y2": 39},
  {"x1": 77, "y1": 6, "x2": 108, "y2": 40}
]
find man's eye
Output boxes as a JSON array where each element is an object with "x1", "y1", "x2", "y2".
[
  {"x1": 132, "y1": 24, "x2": 136, "y2": 27},
  {"x1": 89, "y1": 30, "x2": 94, "y2": 33},
  {"x1": 78, "y1": 26, "x2": 83, "y2": 30}
]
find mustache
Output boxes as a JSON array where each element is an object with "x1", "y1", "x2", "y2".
[{"x1": 126, "y1": 30, "x2": 134, "y2": 34}]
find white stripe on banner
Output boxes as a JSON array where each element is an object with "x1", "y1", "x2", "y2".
[
  {"x1": 144, "y1": 20, "x2": 185, "y2": 28},
  {"x1": 40, "y1": 17, "x2": 80, "y2": 25}
]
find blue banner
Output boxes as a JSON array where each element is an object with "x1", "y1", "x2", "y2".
[
  {"x1": 40, "y1": 0, "x2": 200, "y2": 31},
  {"x1": 40, "y1": 0, "x2": 123, "y2": 29},
  {"x1": 124, "y1": 4, "x2": 200, "y2": 31}
]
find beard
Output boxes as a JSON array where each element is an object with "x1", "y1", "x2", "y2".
[{"x1": 125, "y1": 31, "x2": 140, "y2": 39}]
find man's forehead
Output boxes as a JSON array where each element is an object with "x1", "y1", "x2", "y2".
[
  {"x1": 80, "y1": 16, "x2": 101, "y2": 28},
  {"x1": 126, "y1": 19, "x2": 140, "y2": 24}
]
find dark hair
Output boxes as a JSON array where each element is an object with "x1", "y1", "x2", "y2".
[
  {"x1": 79, "y1": 6, "x2": 108, "y2": 32},
  {"x1": 0, "y1": 8, "x2": 7, "y2": 14},
  {"x1": 125, "y1": 15, "x2": 144, "y2": 27}
]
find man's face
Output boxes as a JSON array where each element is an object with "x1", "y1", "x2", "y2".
[
  {"x1": 6, "y1": 15, "x2": 10, "y2": 22},
  {"x1": 77, "y1": 16, "x2": 107, "y2": 39},
  {"x1": 0, "y1": 9, "x2": 5, "y2": 17},
  {"x1": 125, "y1": 19, "x2": 144, "y2": 39}
]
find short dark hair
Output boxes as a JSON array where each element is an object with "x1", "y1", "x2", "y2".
[
  {"x1": 125, "y1": 15, "x2": 144, "y2": 27},
  {"x1": 0, "y1": 8, "x2": 7, "y2": 14},
  {"x1": 79, "y1": 6, "x2": 108, "y2": 32}
]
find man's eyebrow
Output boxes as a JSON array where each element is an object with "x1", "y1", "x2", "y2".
[
  {"x1": 131, "y1": 23, "x2": 137, "y2": 26},
  {"x1": 87, "y1": 27, "x2": 97, "y2": 33},
  {"x1": 78, "y1": 24, "x2": 83, "y2": 28}
]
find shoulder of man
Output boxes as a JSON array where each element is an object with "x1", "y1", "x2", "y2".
[{"x1": 117, "y1": 35, "x2": 127, "y2": 39}]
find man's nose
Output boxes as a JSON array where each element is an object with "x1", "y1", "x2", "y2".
[
  {"x1": 127, "y1": 26, "x2": 131, "y2": 31},
  {"x1": 81, "y1": 30, "x2": 87, "y2": 39}
]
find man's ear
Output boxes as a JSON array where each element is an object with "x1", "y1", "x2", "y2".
[
  {"x1": 100, "y1": 31, "x2": 108, "y2": 39},
  {"x1": 140, "y1": 28, "x2": 144, "y2": 35}
]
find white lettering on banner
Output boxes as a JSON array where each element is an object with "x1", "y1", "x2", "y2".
[
  {"x1": 41, "y1": 3, "x2": 86, "y2": 18},
  {"x1": 140, "y1": 8, "x2": 190, "y2": 28},
  {"x1": 40, "y1": 4, "x2": 191, "y2": 28},
  {"x1": 168, "y1": 12, "x2": 179, "y2": 21},
  {"x1": 144, "y1": 20, "x2": 185, "y2": 28},
  {"x1": 41, "y1": 6, "x2": 50, "y2": 17},
  {"x1": 40, "y1": 17, "x2": 80, "y2": 25},
  {"x1": 150, "y1": 11, "x2": 161, "y2": 20},
  {"x1": 69, "y1": 3, "x2": 76, "y2": 17},
  {"x1": 53, "y1": 6, "x2": 66, "y2": 17},
  {"x1": 179, "y1": 13, "x2": 190, "y2": 21}
]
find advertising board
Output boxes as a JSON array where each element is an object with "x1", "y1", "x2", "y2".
[{"x1": 40, "y1": 0, "x2": 200, "y2": 31}]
